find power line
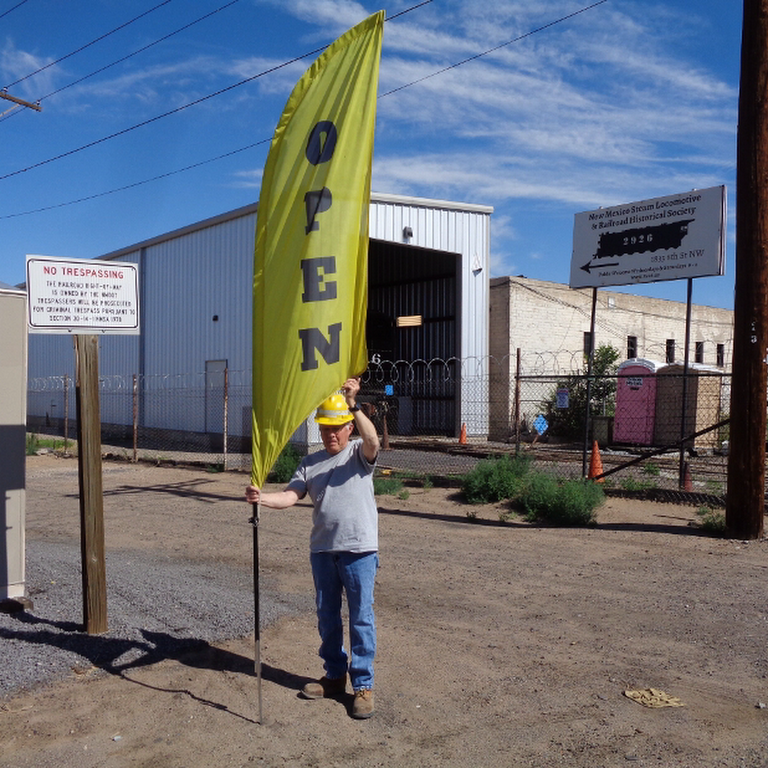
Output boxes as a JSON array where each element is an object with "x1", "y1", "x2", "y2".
[
  {"x1": 381, "y1": 0, "x2": 609, "y2": 97},
  {"x1": 0, "y1": 0, "x2": 241, "y2": 126},
  {"x1": 4, "y1": 0, "x2": 174, "y2": 89},
  {"x1": 0, "y1": 0, "x2": 29, "y2": 22},
  {"x1": 0, "y1": 45, "x2": 328, "y2": 182},
  {"x1": 1, "y1": 0, "x2": 607, "y2": 213},
  {"x1": 0, "y1": 140, "x2": 270, "y2": 219},
  {"x1": 0, "y1": 1, "x2": 437, "y2": 179},
  {"x1": 36, "y1": 0, "x2": 241, "y2": 104}
]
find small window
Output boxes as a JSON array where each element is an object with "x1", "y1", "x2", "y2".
[
  {"x1": 717, "y1": 343, "x2": 725, "y2": 368},
  {"x1": 583, "y1": 331, "x2": 593, "y2": 357},
  {"x1": 665, "y1": 339, "x2": 675, "y2": 364},
  {"x1": 627, "y1": 335, "x2": 637, "y2": 359},
  {"x1": 695, "y1": 341, "x2": 704, "y2": 364}
]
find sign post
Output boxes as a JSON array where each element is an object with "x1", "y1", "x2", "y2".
[
  {"x1": 569, "y1": 187, "x2": 726, "y2": 482},
  {"x1": 74, "y1": 334, "x2": 107, "y2": 633},
  {"x1": 26, "y1": 255, "x2": 140, "y2": 633}
]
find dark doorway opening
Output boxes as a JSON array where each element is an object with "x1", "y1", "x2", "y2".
[{"x1": 366, "y1": 240, "x2": 461, "y2": 436}]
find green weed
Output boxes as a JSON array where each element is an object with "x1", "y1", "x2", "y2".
[
  {"x1": 26, "y1": 433, "x2": 70, "y2": 455},
  {"x1": 696, "y1": 506, "x2": 726, "y2": 535},
  {"x1": 25, "y1": 433, "x2": 41, "y2": 455},
  {"x1": 705, "y1": 480, "x2": 724, "y2": 495},
  {"x1": 620, "y1": 476, "x2": 657, "y2": 492},
  {"x1": 374, "y1": 475, "x2": 404, "y2": 496}
]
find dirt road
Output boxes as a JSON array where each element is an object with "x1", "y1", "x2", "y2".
[{"x1": 2, "y1": 455, "x2": 768, "y2": 767}]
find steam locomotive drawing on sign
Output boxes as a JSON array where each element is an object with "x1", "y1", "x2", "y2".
[{"x1": 594, "y1": 219, "x2": 694, "y2": 260}]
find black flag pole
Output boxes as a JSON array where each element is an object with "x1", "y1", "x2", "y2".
[{"x1": 251, "y1": 501, "x2": 263, "y2": 724}]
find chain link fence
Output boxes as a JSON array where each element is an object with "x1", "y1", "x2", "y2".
[
  {"x1": 27, "y1": 357, "x2": 731, "y2": 504},
  {"x1": 510, "y1": 370, "x2": 730, "y2": 504}
]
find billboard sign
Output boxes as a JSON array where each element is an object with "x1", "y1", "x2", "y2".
[
  {"x1": 569, "y1": 185, "x2": 726, "y2": 289},
  {"x1": 26, "y1": 255, "x2": 140, "y2": 334}
]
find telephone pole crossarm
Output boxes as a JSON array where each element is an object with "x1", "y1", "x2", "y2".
[{"x1": 0, "y1": 90, "x2": 42, "y2": 113}]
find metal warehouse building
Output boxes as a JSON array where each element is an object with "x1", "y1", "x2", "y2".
[{"x1": 27, "y1": 193, "x2": 493, "y2": 449}]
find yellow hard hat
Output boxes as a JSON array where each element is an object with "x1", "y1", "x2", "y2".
[{"x1": 314, "y1": 393, "x2": 354, "y2": 425}]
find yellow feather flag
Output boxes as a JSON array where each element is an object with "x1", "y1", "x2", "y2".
[{"x1": 251, "y1": 11, "x2": 384, "y2": 487}]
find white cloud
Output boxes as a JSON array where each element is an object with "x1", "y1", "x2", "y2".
[
  {"x1": 0, "y1": 37, "x2": 57, "y2": 101},
  {"x1": 369, "y1": 0, "x2": 736, "y2": 227},
  {"x1": 231, "y1": 167, "x2": 263, "y2": 189}
]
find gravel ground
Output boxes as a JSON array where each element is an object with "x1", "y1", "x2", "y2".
[{"x1": 1, "y1": 540, "x2": 312, "y2": 699}]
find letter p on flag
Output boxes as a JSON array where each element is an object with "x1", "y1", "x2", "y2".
[{"x1": 251, "y1": 11, "x2": 385, "y2": 487}]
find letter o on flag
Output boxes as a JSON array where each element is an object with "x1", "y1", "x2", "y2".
[{"x1": 306, "y1": 121, "x2": 338, "y2": 165}]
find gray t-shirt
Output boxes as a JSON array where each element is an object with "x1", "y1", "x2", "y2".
[{"x1": 287, "y1": 439, "x2": 378, "y2": 554}]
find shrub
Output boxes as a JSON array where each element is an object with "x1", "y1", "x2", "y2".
[
  {"x1": 544, "y1": 344, "x2": 620, "y2": 440},
  {"x1": 521, "y1": 473, "x2": 603, "y2": 526},
  {"x1": 461, "y1": 454, "x2": 532, "y2": 504},
  {"x1": 268, "y1": 443, "x2": 303, "y2": 483},
  {"x1": 520, "y1": 472, "x2": 560, "y2": 520}
]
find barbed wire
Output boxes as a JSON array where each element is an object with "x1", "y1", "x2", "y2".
[{"x1": 27, "y1": 351, "x2": 734, "y2": 397}]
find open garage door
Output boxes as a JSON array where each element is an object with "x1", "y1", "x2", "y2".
[{"x1": 366, "y1": 239, "x2": 461, "y2": 436}]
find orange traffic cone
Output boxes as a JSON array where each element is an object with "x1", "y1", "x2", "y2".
[
  {"x1": 683, "y1": 461, "x2": 692, "y2": 491},
  {"x1": 588, "y1": 440, "x2": 604, "y2": 482},
  {"x1": 459, "y1": 423, "x2": 467, "y2": 445}
]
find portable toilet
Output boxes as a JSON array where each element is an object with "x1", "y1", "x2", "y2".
[
  {"x1": 654, "y1": 363, "x2": 722, "y2": 450},
  {"x1": 613, "y1": 359, "x2": 663, "y2": 446}
]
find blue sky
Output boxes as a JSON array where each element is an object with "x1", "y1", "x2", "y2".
[{"x1": 1, "y1": 0, "x2": 741, "y2": 308}]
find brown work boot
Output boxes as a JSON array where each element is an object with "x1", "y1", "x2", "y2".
[
  {"x1": 352, "y1": 688, "x2": 374, "y2": 719},
  {"x1": 301, "y1": 675, "x2": 347, "y2": 700}
]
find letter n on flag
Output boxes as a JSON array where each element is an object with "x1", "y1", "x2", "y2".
[{"x1": 251, "y1": 11, "x2": 385, "y2": 486}]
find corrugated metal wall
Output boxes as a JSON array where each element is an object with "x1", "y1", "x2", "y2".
[
  {"x1": 369, "y1": 194, "x2": 492, "y2": 435},
  {"x1": 27, "y1": 195, "x2": 493, "y2": 440}
]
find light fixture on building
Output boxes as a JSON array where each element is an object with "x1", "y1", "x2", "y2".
[
  {"x1": 396, "y1": 314, "x2": 422, "y2": 327},
  {"x1": 403, "y1": 226, "x2": 413, "y2": 242}
]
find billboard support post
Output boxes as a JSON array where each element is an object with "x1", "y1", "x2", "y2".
[
  {"x1": 582, "y1": 288, "x2": 598, "y2": 478},
  {"x1": 678, "y1": 279, "x2": 694, "y2": 488}
]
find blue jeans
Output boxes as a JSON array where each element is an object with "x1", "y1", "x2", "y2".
[{"x1": 310, "y1": 551, "x2": 378, "y2": 691}]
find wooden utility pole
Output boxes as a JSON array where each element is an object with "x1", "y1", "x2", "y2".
[
  {"x1": 727, "y1": 0, "x2": 768, "y2": 539},
  {"x1": 75, "y1": 335, "x2": 108, "y2": 633}
]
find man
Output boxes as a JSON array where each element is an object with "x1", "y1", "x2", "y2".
[{"x1": 245, "y1": 377, "x2": 380, "y2": 719}]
